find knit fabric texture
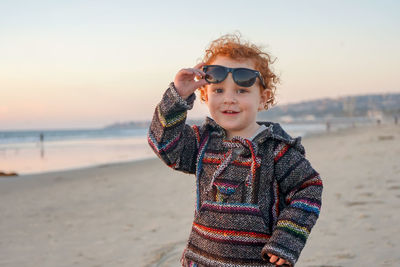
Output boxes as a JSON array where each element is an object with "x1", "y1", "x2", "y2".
[{"x1": 148, "y1": 83, "x2": 323, "y2": 267}]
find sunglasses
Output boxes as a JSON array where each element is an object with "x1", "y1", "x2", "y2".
[{"x1": 202, "y1": 65, "x2": 266, "y2": 88}]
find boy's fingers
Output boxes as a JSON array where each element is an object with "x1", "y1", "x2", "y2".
[
  {"x1": 179, "y1": 66, "x2": 206, "y2": 79},
  {"x1": 193, "y1": 62, "x2": 206, "y2": 70},
  {"x1": 194, "y1": 79, "x2": 208, "y2": 89},
  {"x1": 177, "y1": 69, "x2": 195, "y2": 79},
  {"x1": 269, "y1": 255, "x2": 278, "y2": 263},
  {"x1": 276, "y1": 258, "x2": 286, "y2": 265},
  {"x1": 193, "y1": 63, "x2": 207, "y2": 76},
  {"x1": 193, "y1": 70, "x2": 204, "y2": 78},
  {"x1": 182, "y1": 68, "x2": 205, "y2": 79}
]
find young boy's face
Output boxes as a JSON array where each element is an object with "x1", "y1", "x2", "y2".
[{"x1": 203, "y1": 56, "x2": 269, "y2": 139}]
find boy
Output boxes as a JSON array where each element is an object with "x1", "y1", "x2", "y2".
[{"x1": 148, "y1": 34, "x2": 323, "y2": 266}]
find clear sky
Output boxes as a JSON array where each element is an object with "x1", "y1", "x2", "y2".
[{"x1": 1, "y1": 0, "x2": 399, "y2": 130}]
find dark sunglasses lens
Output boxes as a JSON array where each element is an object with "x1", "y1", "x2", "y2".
[
  {"x1": 234, "y1": 69, "x2": 257, "y2": 87},
  {"x1": 205, "y1": 66, "x2": 227, "y2": 83}
]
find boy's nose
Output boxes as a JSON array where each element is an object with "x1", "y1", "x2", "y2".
[
  {"x1": 223, "y1": 75, "x2": 237, "y2": 104},
  {"x1": 223, "y1": 90, "x2": 237, "y2": 104}
]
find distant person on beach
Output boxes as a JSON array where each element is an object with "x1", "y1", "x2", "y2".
[
  {"x1": 148, "y1": 34, "x2": 323, "y2": 266},
  {"x1": 326, "y1": 120, "x2": 331, "y2": 132},
  {"x1": 39, "y1": 132, "x2": 45, "y2": 158}
]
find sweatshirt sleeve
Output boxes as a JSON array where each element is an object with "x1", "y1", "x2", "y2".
[
  {"x1": 261, "y1": 141, "x2": 323, "y2": 266},
  {"x1": 147, "y1": 82, "x2": 200, "y2": 174}
]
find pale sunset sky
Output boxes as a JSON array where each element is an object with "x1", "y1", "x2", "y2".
[{"x1": 1, "y1": 0, "x2": 399, "y2": 130}]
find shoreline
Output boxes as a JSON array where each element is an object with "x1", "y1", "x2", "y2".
[
  {"x1": 1, "y1": 122, "x2": 381, "y2": 177},
  {"x1": 1, "y1": 156, "x2": 157, "y2": 178},
  {"x1": 0, "y1": 136, "x2": 154, "y2": 176}
]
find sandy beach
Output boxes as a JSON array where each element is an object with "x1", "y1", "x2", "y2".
[{"x1": 1, "y1": 124, "x2": 399, "y2": 267}]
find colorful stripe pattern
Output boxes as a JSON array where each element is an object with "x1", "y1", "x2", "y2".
[
  {"x1": 285, "y1": 173, "x2": 322, "y2": 204},
  {"x1": 203, "y1": 153, "x2": 261, "y2": 167},
  {"x1": 214, "y1": 180, "x2": 239, "y2": 202},
  {"x1": 244, "y1": 139, "x2": 258, "y2": 187},
  {"x1": 276, "y1": 220, "x2": 310, "y2": 242},
  {"x1": 147, "y1": 132, "x2": 181, "y2": 153},
  {"x1": 214, "y1": 181, "x2": 239, "y2": 195},
  {"x1": 187, "y1": 260, "x2": 197, "y2": 267},
  {"x1": 157, "y1": 105, "x2": 186, "y2": 128},
  {"x1": 299, "y1": 174, "x2": 323, "y2": 189},
  {"x1": 291, "y1": 199, "x2": 321, "y2": 215},
  {"x1": 273, "y1": 143, "x2": 289, "y2": 162},
  {"x1": 208, "y1": 150, "x2": 234, "y2": 190},
  {"x1": 200, "y1": 201, "x2": 264, "y2": 216},
  {"x1": 192, "y1": 125, "x2": 201, "y2": 147},
  {"x1": 192, "y1": 222, "x2": 270, "y2": 245},
  {"x1": 195, "y1": 131, "x2": 209, "y2": 212}
]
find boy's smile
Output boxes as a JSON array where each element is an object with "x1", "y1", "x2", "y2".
[{"x1": 203, "y1": 56, "x2": 269, "y2": 140}]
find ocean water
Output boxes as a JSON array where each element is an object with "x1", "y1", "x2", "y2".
[
  {"x1": 0, "y1": 128, "x2": 148, "y2": 146},
  {"x1": 0, "y1": 123, "x2": 328, "y2": 175},
  {"x1": 0, "y1": 128, "x2": 154, "y2": 175}
]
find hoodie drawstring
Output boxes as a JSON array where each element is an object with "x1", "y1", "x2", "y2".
[{"x1": 209, "y1": 137, "x2": 260, "y2": 191}]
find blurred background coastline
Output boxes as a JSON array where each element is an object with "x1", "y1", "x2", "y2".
[{"x1": 1, "y1": 92, "x2": 398, "y2": 176}]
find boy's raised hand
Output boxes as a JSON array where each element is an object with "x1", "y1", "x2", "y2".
[{"x1": 174, "y1": 62, "x2": 208, "y2": 99}]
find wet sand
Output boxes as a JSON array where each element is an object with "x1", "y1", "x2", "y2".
[{"x1": 1, "y1": 124, "x2": 399, "y2": 266}]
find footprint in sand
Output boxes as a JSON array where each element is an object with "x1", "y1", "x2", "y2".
[
  {"x1": 378, "y1": 135, "x2": 394, "y2": 141},
  {"x1": 346, "y1": 201, "x2": 367, "y2": 207},
  {"x1": 358, "y1": 213, "x2": 370, "y2": 219},
  {"x1": 334, "y1": 252, "x2": 356, "y2": 259},
  {"x1": 388, "y1": 185, "x2": 400, "y2": 190},
  {"x1": 383, "y1": 258, "x2": 400, "y2": 265},
  {"x1": 346, "y1": 200, "x2": 384, "y2": 206},
  {"x1": 386, "y1": 240, "x2": 395, "y2": 248},
  {"x1": 358, "y1": 192, "x2": 374, "y2": 197}
]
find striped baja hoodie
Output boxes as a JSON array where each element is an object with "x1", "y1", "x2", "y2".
[{"x1": 148, "y1": 84, "x2": 323, "y2": 267}]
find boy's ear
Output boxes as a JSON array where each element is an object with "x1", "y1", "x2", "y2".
[
  {"x1": 258, "y1": 89, "x2": 271, "y2": 111},
  {"x1": 199, "y1": 87, "x2": 208, "y2": 102}
]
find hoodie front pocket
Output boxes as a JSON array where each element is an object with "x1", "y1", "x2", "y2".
[{"x1": 185, "y1": 201, "x2": 272, "y2": 264}]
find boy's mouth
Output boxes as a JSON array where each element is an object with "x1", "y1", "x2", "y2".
[{"x1": 222, "y1": 110, "x2": 239, "y2": 114}]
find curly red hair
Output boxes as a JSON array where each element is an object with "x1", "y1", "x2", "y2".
[{"x1": 199, "y1": 33, "x2": 279, "y2": 109}]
